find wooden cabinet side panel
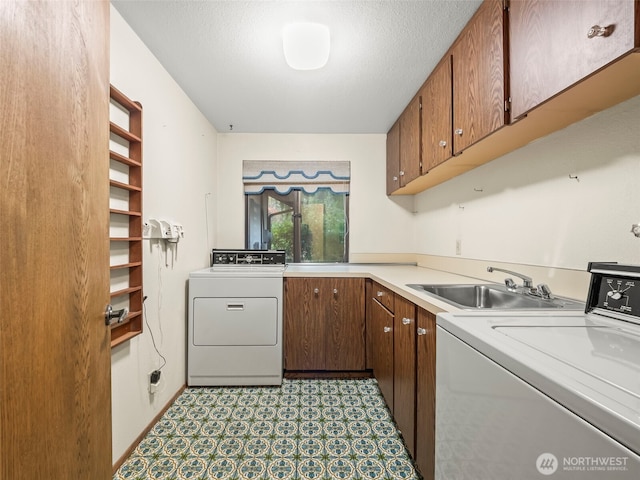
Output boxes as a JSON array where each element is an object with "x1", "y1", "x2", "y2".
[
  {"x1": 326, "y1": 278, "x2": 365, "y2": 370},
  {"x1": 365, "y1": 279, "x2": 374, "y2": 370},
  {"x1": 386, "y1": 121, "x2": 401, "y2": 195},
  {"x1": 399, "y1": 96, "x2": 422, "y2": 185},
  {"x1": 284, "y1": 278, "x2": 326, "y2": 370},
  {"x1": 371, "y1": 299, "x2": 394, "y2": 411},
  {"x1": 393, "y1": 296, "x2": 417, "y2": 458},
  {"x1": 422, "y1": 56, "x2": 453, "y2": 171},
  {"x1": 509, "y1": 0, "x2": 637, "y2": 119},
  {"x1": 415, "y1": 309, "x2": 437, "y2": 480},
  {"x1": 452, "y1": 0, "x2": 505, "y2": 154}
]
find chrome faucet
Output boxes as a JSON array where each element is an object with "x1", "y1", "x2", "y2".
[
  {"x1": 487, "y1": 266, "x2": 554, "y2": 298},
  {"x1": 487, "y1": 266, "x2": 533, "y2": 291}
]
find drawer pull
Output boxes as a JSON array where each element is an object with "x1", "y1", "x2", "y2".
[
  {"x1": 227, "y1": 303, "x2": 245, "y2": 311},
  {"x1": 587, "y1": 24, "x2": 612, "y2": 38}
]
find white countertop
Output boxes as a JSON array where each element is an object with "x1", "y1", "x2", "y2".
[{"x1": 284, "y1": 263, "x2": 493, "y2": 315}]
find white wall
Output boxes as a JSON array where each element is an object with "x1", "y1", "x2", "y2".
[
  {"x1": 216, "y1": 133, "x2": 415, "y2": 257},
  {"x1": 414, "y1": 94, "x2": 640, "y2": 270},
  {"x1": 110, "y1": 5, "x2": 218, "y2": 463}
]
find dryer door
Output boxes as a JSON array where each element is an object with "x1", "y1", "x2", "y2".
[{"x1": 192, "y1": 297, "x2": 278, "y2": 346}]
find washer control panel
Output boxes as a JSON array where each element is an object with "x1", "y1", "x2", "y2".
[
  {"x1": 587, "y1": 262, "x2": 640, "y2": 324},
  {"x1": 212, "y1": 249, "x2": 286, "y2": 266}
]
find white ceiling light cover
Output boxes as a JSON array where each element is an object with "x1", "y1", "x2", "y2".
[{"x1": 282, "y1": 22, "x2": 330, "y2": 70}]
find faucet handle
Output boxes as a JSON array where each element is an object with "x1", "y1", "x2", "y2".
[
  {"x1": 537, "y1": 283, "x2": 553, "y2": 299},
  {"x1": 504, "y1": 278, "x2": 518, "y2": 291}
]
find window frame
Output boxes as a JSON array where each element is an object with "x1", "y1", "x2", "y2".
[{"x1": 245, "y1": 188, "x2": 349, "y2": 263}]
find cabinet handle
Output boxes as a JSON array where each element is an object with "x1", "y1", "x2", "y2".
[
  {"x1": 376, "y1": 291, "x2": 384, "y2": 297},
  {"x1": 399, "y1": 170, "x2": 405, "y2": 176},
  {"x1": 587, "y1": 24, "x2": 612, "y2": 38},
  {"x1": 454, "y1": 128, "x2": 463, "y2": 136},
  {"x1": 417, "y1": 327, "x2": 427, "y2": 336},
  {"x1": 314, "y1": 288, "x2": 319, "y2": 294},
  {"x1": 333, "y1": 288, "x2": 338, "y2": 295},
  {"x1": 439, "y1": 140, "x2": 447, "y2": 147},
  {"x1": 402, "y1": 317, "x2": 412, "y2": 325},
  {"x1": 383, "y1": 326, "x2": 392, "y2": 333},
  {"x1": 393, "y1": 176, "x2": 398, "y2": 181}
]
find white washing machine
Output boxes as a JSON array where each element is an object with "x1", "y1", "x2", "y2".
[
  {"x1": 187, "y1": 249, "x2": 286, "y2": 386},
  {"x1": 435, "y1": 262, "x2": 640, "y2": 479}
]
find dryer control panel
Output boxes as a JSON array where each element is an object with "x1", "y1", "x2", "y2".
[{"x1": 212, "y1": 249, "x2": 286, "y2": 266}]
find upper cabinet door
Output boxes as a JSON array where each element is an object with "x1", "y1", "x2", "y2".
[
  {"x1": 452, "y1": 0, "x2": 507, "y2": 154},
  {"x1": 386, "y1": 120, "x2": 401, "y2": 195},
  {"x1": 399, "y1": 95, "x2": 422, "y2": 186},
  {"x1": 510, "y1": 0, "x2": 638, "y2": 120},
  {"x1": 421, "y1": 56, "x2": 453, "y2": 172}
]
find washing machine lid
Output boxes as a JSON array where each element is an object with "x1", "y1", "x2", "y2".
[
  {"x1": 494, "y1": 321, "x2": 640, "y2": 400},
  {"x1": 437, "y1": 312, "x2": 640, "y2": 456}
]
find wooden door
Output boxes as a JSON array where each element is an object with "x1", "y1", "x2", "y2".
[
  {"x1": 452, "y1": 0, "x2": 506, "y2": 154},
  {"x1": 509, "y1": 0, "x2": 638, "y2": 120},
  {"x1": 284, "y1": 277, "x2": 326, "y2": 370},
  {"x1": 399, "y1": 96, "x2": 422, "y2": 186},
  {"x1": 415, "y1": 309, "x2": 437, "y2": 480},
  {"x1": 421, "y1": 56, "x2": 453, "y2": 172},
  {"x1": 371, "y1": 298, "x2": 394, "y2": 411},
  {"x1": 385, "y1": 120, "x2": 401, "y2": 194},
  {"x1": 0, "y1": 1, "x2": 111, "y2": 479},
  {"x1": 325, "y1": 278, "x2": 365, "y2": 370},
  {"x1": 393, "y1": 297, "x2": 417, "y2": 458}
]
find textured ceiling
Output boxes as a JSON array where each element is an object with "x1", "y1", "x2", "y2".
[{"x1": 112, "y1": 0, "x2": 483, "y2": 134}]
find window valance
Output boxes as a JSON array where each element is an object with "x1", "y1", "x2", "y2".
[{"x1": 242, "y1": 160, "x2": 350, "y2": 195}]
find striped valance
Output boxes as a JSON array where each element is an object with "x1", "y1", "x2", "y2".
[{"x1": 242, "y1": 160, "x2": 350, "y2": 195}]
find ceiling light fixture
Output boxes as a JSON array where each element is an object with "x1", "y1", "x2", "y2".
[{"x1": 282, "y1": 22, "x2": 330, "y2": 71}]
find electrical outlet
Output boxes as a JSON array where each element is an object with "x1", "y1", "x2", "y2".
[
  {"x1": 149, "y1": 370, "x2": 161, "y2": 394},
  {"x1": 455, "y1": 239, "x2": 462, "y2": 256}
]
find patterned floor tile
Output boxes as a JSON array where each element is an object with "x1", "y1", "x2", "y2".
[{"x1": 113, "y1": 378, "x2": 420, "y2": 480}]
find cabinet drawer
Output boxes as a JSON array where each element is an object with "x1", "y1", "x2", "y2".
[{"x1": 372, "y1": 282, "x2": 395, "y2": 312}]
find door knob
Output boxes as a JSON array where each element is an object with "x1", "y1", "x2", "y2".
[{"x1": 105, "y1": 305, "x2": 128, "y2": 326}]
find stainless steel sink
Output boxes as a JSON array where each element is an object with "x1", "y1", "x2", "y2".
[{"x1": 406, "y1": 284, "x2": 585, "y2": 310}]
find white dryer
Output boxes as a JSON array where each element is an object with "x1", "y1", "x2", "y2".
[{"x1": 187, "y1": 249, "x2": 286, "y2": 386}]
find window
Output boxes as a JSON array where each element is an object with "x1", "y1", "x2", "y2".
[{"x1": 244, "y1": 161, "x2": 350, "y2": 263}]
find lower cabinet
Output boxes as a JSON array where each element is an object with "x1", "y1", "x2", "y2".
[
  {"x1": 370, "y1": 292, "x2": 394, "y2": 410},
  {"x1": 368, "y1": 282, "x2": 436, "y2": 480},
  {"x1": 284, "y1": 277, "x2": 365, "y2": 371},
  {"x1": 287, "y1": 277, "x2": 436, "y2": 479},
  {"x1": 415, "y1": 308, "x2": 436, "y2": 480},
  {"x1": 393, "y1": 296, "x2": 417, "y2": 458}
]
